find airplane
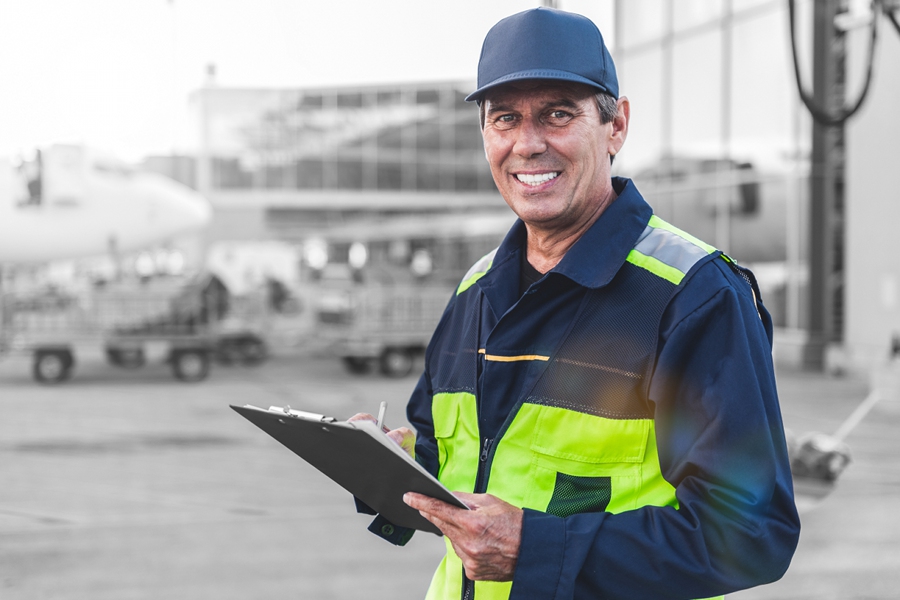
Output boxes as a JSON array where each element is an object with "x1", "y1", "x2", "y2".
[{"x1": 0, "y1": 144, "x2": 211, "y2": 264}]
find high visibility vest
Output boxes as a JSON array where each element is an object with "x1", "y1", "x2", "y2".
[{"x1": 424, "y1": 215, "x2": 726, "y2": 600}]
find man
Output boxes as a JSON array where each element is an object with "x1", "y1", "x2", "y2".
[{"x1": 355, "y1": 7, "x2": 800, "y2": 599}]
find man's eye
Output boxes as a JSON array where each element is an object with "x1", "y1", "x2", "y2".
[
  {"x1": 544, "y1": 110, "x2": 573, "y2": 124},
  {"x1": 492, "y1": 114, "x2": 518, "y2": 129}
]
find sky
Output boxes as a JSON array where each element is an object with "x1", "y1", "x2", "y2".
[{"x1": 0, "y1": 0, "x2": 614, "y2": 162}]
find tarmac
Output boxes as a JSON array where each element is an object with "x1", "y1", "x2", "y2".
[{"x1": 1, "y1": 347, "x2": 898, "y2": 599}]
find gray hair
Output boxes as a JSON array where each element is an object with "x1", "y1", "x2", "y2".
[
  {"x1": 594, "y1": 92, "x2": 618, "y2": 124},
  {"x1": 479, "y1": 90, "x2": 618, "y2": 129}
]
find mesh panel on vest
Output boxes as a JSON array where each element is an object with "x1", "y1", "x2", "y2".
[
  {"x1": 527, "y1": 263, "x2": 673, "y2": 419},
  {"x1": 546, "y1": 473, "x2": 612, "y2": 517},
  {"x1": 430, "y1": 294, "x2": 481, "y2": 394}
]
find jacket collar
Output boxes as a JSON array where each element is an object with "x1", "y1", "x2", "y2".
[
  {"x1": 551, "y1": 177, "x2": 652, "y2": 289},
  {"x1": 487, "y1": 177, "x2": 651, "y2": 290},
  {"x1": 476, "y1": 178, "x2": 651, "y2": 317}
]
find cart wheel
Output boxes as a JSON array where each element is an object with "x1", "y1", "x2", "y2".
[
  {"x1": 106, "y1": 348, "x2": 145, "y2": 369},
  {"x1": 342, "y1": 356, "x2": 373, "y2": 375},
  {"x1": 379, "y1": 348, "x2": 413, "y2": 378},
  {"x1": 214, "y1": 340, "x2": 241, "y2": 365},
  {"x1": 170, "y1": 349, "x2": 210, "y2": 382},
  {"x1": 33, "y1": 349, "x2": 74, "y2": 384},
  {"x1": 238, "y1": 337, "x2": 267, "y2": 366},
  {"x1": 119, "y1": 349, "x2": 145, "y2": 369}
]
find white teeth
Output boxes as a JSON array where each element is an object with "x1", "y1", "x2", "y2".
[{"x1": 516, "y1": 172, "x2": 559, "y2": 186}]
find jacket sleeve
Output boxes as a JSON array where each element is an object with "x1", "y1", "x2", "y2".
[
  {"x1": 407, "y1": 286, "x2": 462, "y2": 481},
  {"x1": 407, "y1": 370, "x2": 440, "y2": 478},
  {"x1": 510, "y1": 261, "x2": 801, "y2": 599}
]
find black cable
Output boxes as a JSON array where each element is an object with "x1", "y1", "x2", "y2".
[
  {"x1": 787, "y1": 0, "x2": 879, "y2": 127},
  {"x1": 885, "y1": 3, "x2": 900, "y2": 37}
]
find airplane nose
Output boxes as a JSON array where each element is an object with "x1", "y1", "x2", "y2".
[
  {"x1": 149, "y1": 176, "x2": 212, "y2": 233},
  {"x1": 180, "y1": 187, "x2": 213, "y2": 229}
]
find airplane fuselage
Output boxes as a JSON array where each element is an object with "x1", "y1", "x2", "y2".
[{"x1": 0, "y1": 145, "x2": 211, "y2": 264}]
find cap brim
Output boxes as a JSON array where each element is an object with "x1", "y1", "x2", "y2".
[{"x1": 465, "y1": 70, "x2": 612, "y2": 103}]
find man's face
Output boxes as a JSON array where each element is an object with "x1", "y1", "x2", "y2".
[{"x1": 481, "y1": 82, "x2": 625, "y2": 235}]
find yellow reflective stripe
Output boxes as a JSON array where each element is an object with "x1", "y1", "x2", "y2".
[
  {"x1": 625, "y1": 249, "x2": 684, "y2": 285},
  {"x1": 457, "y1": 268, "x2": 490, "y2": 295},
  {"x1": 648, "y1": 214, "x2": 717, "y2": 254},
  {"x1": 456, "y1": 250, "x2": 497, "y2": 295},
  {"x1": 478, "y1": 349, "x2": 550, "y2": 362}
]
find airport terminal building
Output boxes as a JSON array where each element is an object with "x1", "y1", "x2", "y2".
[
  {"x1": 156, "y1": 0, "x2": 899, "y2": 377},
  {"x1": 187, "y1": 81, "x2": 507, "y2": 244}
]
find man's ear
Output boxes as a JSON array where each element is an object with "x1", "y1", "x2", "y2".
[{"x1": 608, "y1": 96, "x2": 630, "y2": 157}]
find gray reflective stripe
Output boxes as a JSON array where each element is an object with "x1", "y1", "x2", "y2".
[
  {"x1": 634, "y1": 225, "x2": 712, "y2": 273},
  {"x1": 457, "y1": 248, "x2": 498, "y2": 295},
  {"x1": 627, "y1": 217, "x2": 717, "y2": 285}
]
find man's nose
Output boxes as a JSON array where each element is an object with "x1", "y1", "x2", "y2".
[{"x1": 512, "y1": 118, "x2": 547, "y2": 158}]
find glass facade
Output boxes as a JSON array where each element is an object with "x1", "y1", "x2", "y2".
[
  {"x1": 614, "y1": 0, "x2": 811, "y2": 328},
  {"x1": 618, "y1": 0, "x2": 667, "y2": 48},
  {"x1": 192, "y1": 82, "x2": 495, "y2": 194},
  {"x1": 673, "y1": 0, "x2": 724, "y2": 31}
]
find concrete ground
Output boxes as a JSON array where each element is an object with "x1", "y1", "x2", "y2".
[
  {"x1": 732, "y1": 363, "x2": 900, "y2": 600},
  {"x1": 1, "y1": 349, "x2": 898, "y2": 599}
]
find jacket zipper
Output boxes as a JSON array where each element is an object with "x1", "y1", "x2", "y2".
[
  {"x1": 458, "y1": 280, "x2": 577, "y2": 600},
  {"x1": 462, "y1": 576, "x2": 473, "y2": 600},
  {"x1": 476, "y1": 437, "x2": 494, "y2": 490},
  {"x1": 462, "y1": 437, "x2": 494, "y2": 600}
]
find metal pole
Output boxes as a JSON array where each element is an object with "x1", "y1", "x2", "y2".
[
  {"x1": 715, "y1": 0, "x2": 733, "y2": 254},
  {"x1": 807, "y1": 0, "x2": 846, "y2": 369}
]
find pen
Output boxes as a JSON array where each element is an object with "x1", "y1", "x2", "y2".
[{"x1": 376, "y1": 401, "x2": 387, "y2": 431}]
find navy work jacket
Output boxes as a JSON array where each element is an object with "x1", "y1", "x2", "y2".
[{"x1": 403, "y1": 178, "x2": 801, "y2": 598}]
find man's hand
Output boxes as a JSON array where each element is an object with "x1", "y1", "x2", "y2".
[
  {"x1": 347, "y1": 413, "x2": 416, "y2": 458},
  {"x1": 404, "y1": 491, "x2": 522, "y2": 582}
]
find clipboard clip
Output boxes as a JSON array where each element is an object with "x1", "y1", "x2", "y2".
[{"x1": 271, "y1": 405, "x2": 337, "y2": 423}]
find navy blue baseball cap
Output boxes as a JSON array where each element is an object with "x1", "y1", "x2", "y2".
[{"x1": 466, "y1": 7, "x2": 618, "y2": 103}]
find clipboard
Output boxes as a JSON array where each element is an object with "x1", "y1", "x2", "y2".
[{"x1": 230, "y1": 404, "x2": 467, "y2": 535}]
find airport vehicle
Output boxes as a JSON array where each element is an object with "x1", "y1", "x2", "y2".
[
  {"x1": 0, "y1": 145, "x2": 211, "y2": 263},
  {"x1": 308, "y1": 212, "x2": 514, "y2": 377},
  {"x1": 315, "y1": 273, "x2": 452, "y2": 377},
  {"x1": 0, "y1": 272, "x2": 269, "y2": 383}
]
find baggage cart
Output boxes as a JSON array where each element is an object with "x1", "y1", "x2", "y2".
[
  {"x1": 0, "y1": 273, "x2": 269, "y2": 384},
  {"x1": 313, "y1": 282, "x2": 451, "y2": 378}
]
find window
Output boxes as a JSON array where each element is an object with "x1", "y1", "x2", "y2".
[
  {"x1": 671, "y1": 29, "x2": 723, "y2": 156},
  {"x1": 731, "y1": 8, "x2": 800, "y2": 169},
  {"x1": 618, "y1": 0, "x2": 667, "y2": 49},
  {"x1": 617, "y1": 51, "x2": 664, "y2": 171},
  {"x1": 673, "y1": 0, "x2": 724, "y2": 32}
]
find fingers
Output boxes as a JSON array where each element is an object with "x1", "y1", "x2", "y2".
[
  {"x1": 404, "y1": 492, "x2": 462, "y2": 536},
  {"x1": 386, "y1": 426, "x2": 415, "y2": 457},
  {"x1": 404, "y1": 492, "x2": 460, "y2": 519},
  {"x1": 386, "y1": 426, "x2": 411, "y2": 445},
  {"x1": 347, "y1": 412, "x2": 376, "y2": 423},
  {"x1": 349, "y1": 416, "x2": 415, "y2": 457},
  {"x1": 404, "y1": 492, "x2": 522, "y2": 582}
]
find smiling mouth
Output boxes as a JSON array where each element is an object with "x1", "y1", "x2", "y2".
[{"x1": 515, "y1": 172, "x2": 560, "y2": 186}]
